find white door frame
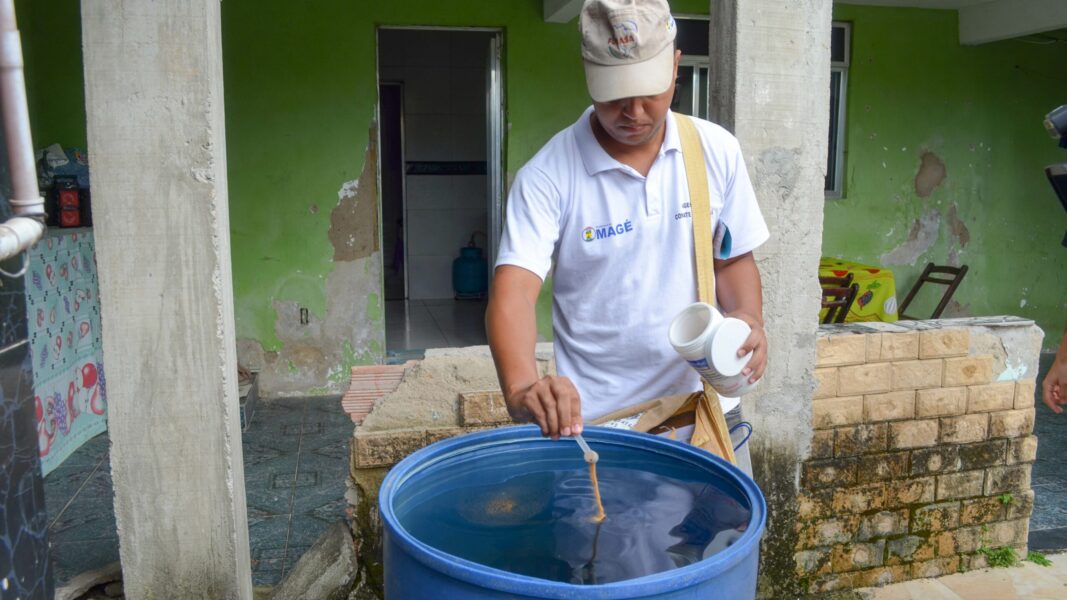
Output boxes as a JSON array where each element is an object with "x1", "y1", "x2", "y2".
[{"x1": 375, "y1": 26, "x2": 506, "y2": 291}]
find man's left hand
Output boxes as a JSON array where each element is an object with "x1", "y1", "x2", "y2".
[{"x1": 728, "y1": 312, "x2": 767, "y2": 384}]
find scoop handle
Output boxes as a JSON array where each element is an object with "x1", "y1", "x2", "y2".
[{"x1": 574, "y1": 434, "x2": 599, "y2": 463}]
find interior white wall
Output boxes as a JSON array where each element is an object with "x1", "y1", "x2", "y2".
[{"x1": 379, "y1": 30, "x2": 490, "y2": 300}]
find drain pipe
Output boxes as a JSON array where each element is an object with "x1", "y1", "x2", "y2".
[{"x1": 0, "y1": 0, "x2": 44, "y2": 263}]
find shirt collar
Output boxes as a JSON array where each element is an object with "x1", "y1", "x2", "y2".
[{"x1": 575, "y1": 106, "x2": 682, "y2": 177}]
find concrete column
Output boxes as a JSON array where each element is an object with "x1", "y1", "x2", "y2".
[
  {"x1": 81, "y1": 1, "x2": 252, "y2": 598},
  {"x1": 709, "y1": 1, "x2": 832, "y2": 596}
]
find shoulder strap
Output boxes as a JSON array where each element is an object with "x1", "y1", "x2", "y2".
[
  {"x1": 674, "y1": 113, "x2": 736, "y2": 465},
  {"x1": 674, "y1": 113, "x2": 716, "y2": 306}
]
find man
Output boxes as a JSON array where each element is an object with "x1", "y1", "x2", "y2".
[
  {"x1": 1042, "y1": 324, "x2": 1067, "y2": 413},
  {"x1": 486, "y1": 0, "x2": 769, "y2": 464}
]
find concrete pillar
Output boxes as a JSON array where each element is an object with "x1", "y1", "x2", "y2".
[
  {"x1": 709, "y1": 1, "x2": 832, "y2": 596},
  {"x1": 81, "y1": 1, "x2": 252, "y2": 598}
]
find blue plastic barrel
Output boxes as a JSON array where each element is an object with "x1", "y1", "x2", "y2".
[{"x1": 379, "y1": 425, "x2": 766, "y2": 599}]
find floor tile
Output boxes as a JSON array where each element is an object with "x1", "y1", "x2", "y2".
[
  {"x1": 53, "y1": 434, "x2": 109, "y2": 468},
  {"x1": 45, "y1": 397, "x2": 357, "y2": 587},
  {"x1": 305, "y1": 437, "x2": 351, "y2": 462},
  {"x1": 43, "y1": 466, "x2": 95, "y2": 519},
  {"x1": 244, "y1": 456, "x2": 300, "y2": 516},
  {"x1": 302, "y1": 496, "x2": 350, "y2": 526},
  {"x1": 284, "y1": 514, "x2": 332, "y2": 553},
  {"x1": 48, "y1": 494, "x2": 117, "y2": 543},
  {"x1": 50, "y1": 540, "x2": 119, "y2": 587},
  {"x1": 248, "y1": 514, "x2": 291, "y2": 552}
]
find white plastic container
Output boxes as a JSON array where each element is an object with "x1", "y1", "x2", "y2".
[{"x1": 668, "y1": 302, "x2": 759, "y2": 397}]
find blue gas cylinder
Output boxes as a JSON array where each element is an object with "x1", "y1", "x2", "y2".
[{"x1": 452, "y1": 245, "x2": 488, "y2": 299}]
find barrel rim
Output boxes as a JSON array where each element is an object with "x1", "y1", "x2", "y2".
[{"x1": 379, "y1": 425, "x2": 767, "y2": 599}]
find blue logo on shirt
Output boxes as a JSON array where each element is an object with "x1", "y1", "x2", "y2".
[{"x1": 582, "y1": 220, "x2": 634, "y2": 242}]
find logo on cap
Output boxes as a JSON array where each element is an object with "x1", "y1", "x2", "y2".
[{"x1": 607, "y1": 20, "x2": 639, "y2": 59}]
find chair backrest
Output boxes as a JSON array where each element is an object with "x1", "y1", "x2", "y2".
[
  {"x1": 819, "y1": 273, "x2": 854, "y2": 288},
  {"x1": 821, "y1": 283, "x2": 859, "y2": 324},
  {"x1": 898, "y1": 263, "x2": 969, "y2": 320}
]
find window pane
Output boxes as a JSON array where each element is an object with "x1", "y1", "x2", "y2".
[
  {"x1": 831, "y1": 24, "x2": 846, "y2": 63},
  {"x1": 827, "y1": 71, "x2": 842, "y2": 192},
  {"x1": 697, "y1": 67, "x2": 709, "y2": 120},
  {"x1": 672, "y1": 65, "x2": 695, "y2": 116},
  {"x1": 677, "y1": 19, "x2": 710, "y2": 57}
]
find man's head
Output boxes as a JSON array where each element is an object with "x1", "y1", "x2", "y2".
[
  {"x1": 580, "y1": 0, "x2": 681, "y2": 147},
  {"x1": 579, "y1": 0, "x2": 677, "y2": 103}
]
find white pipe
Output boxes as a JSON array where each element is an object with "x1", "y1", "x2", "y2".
[
  {"x1": 0, "y1": 0, "x2": 45, "y2": 263},
  {"x1": 0, "y1": 215, "x2": 43, "y2": 259}
]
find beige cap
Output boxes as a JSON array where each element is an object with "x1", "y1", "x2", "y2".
[{"x1": 579, "y1": 0, "x2": 677, "y2": 103}]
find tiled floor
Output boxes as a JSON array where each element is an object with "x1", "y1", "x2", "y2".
[
  {"x1": 1031, "y1": 352, "x2": 1067, "y2": 551},
  {"x1": 385, "y1": 298, "x2": 487, "y2": 351},
  {"x1": 44, "y1": 396, "x2": 353, "y2": 587}
]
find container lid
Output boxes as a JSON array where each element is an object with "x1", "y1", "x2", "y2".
[
  {"x1": 708, "y1": 318, "x2": 753, "y2": 377},
  {"x1": 668, "y1": 302, "x2": 723, "y2": 357}
]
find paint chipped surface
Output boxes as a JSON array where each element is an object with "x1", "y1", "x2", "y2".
[
  {"x1": 880, "y1": 208, "x2": 941, "y2": 265},
  {"x1": 946, "y1": 204, "x2": 969, "y2": 247},
  {"x1": 329, "y1": 127, "x2": 380, "y2": 262},
  {"x1": 914, "y1": 151, "x2": 946, "y2": 198},
  {"x1": 240, "y1": 257, "x2": 383, "y2": 396}
]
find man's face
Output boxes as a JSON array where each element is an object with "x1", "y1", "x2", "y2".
[{"x1": 591, "y1": 50, "x2": 681, "y2": 147}]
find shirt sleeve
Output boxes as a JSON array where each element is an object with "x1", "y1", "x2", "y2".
[
  {"x1": 717, "y1": 139, "x2": 770, "y2": 258},
  {"x1": 495, "y1": 165, "x2": 561, "y2": 281}
]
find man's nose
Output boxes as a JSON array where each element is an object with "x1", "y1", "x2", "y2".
[{"x1": 620, "y1": 98, "x2": 643, "y2": 119}]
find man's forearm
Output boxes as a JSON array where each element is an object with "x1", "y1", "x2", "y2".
[
  {"x1": 713, "y1": 252, "x2": 763, "y2": 322},
  {"x1": 486, "y1": 268, "x2": 541, "y2": 403}
]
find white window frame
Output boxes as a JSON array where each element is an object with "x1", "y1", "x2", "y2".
[
  {"x1": 827, "y1": 21, "x2": 851, "y2": 199},
  {"x1": 674, "y1": 15, "x2": 710, "y2": 120}
]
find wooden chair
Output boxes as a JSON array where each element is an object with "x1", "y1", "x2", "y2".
[
  {"x1": 819, "y1": 273, "x2": 854, "y2": 288},
  {"x1": 821, "y1": 283, "x2": 859, "y2": 324},
  {"x1": 898, "y1": 263, "x2": 969, "y2": 320}
]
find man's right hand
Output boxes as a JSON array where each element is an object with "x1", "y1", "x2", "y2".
[{"x1": 505, "y1": 375, "x2": 583, "y2": 440}]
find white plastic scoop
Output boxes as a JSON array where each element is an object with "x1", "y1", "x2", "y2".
[{"x1": 574, "y1": 434, "x2": 599, "y2": 464}]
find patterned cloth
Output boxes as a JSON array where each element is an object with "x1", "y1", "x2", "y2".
[
  {"x1": 25, "y1": 230, "x2": 107, "y2": 475},
  {"x1": 819, "y1": 256, "x2": 899, "y2": 323}
]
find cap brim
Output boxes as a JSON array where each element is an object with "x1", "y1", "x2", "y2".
[{"x1": 584, "y1": 43, "x2": 675, "y2": 103}]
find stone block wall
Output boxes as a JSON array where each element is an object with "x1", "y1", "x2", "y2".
[{"x1": 796, "y1": 318, "x2": 1042, "y2": 594}]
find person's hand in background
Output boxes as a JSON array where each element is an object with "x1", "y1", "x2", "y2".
[{"x1": 1042, "y1": 326, "x2": 1067, "y2": 413}]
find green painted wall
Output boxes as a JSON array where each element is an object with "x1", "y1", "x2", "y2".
[
  {"x1": 829, "y1": 6, "x2": 1067, "y2": 348},
  {"x1": 17, "y1": 0, "x2": 86, "y2": 151},
  {"x1": 222, "y1": 0, "x2": 709, "y2": 350}
]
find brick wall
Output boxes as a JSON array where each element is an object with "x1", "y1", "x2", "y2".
[{"x1": 797, "y1": 322, "x2": 1040, "y2": 593}]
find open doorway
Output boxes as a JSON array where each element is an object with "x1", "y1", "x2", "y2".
[{"x1": 377, "y1": 28, "x2": 503, "y2": 355}]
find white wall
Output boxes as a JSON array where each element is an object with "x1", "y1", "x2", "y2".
[{"x1": 379, "y1": 30, "x2": 490, "y2": 300}]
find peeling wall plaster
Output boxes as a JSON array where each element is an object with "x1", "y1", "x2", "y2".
[
  {"x1": 880, "y1": 208, "x2": 941, "y2": 265},
  {"x1": 236, "y1": 132, "x2": 385, "y2": 395},
  {"x1": 914, "y1": 151, "x2": 946, "y2": 198}
]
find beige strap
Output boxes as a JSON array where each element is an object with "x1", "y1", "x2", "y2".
[
  {"x1": 675, "y1": 114, "x2": 716, "y2": 306},
  {"x1": 675, "y1": 113, "x2": 736, "y2": 464}
]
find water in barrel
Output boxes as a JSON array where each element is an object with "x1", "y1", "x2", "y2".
[{"x1": 394, "y1": 443, "x2": 751, "y2": 585}]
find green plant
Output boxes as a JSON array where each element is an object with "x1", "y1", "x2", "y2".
[
  {"x1": 978, "y1": 545, "x2": 1020, "y2": 568},
  {"x1": 1027, "y1": 551, "x2": 1052, "y2": 567},
  {"x1": 997, "y1": 493, "x2": 1014, "y2": 506}
]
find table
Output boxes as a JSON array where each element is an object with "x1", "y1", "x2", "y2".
[{"x1": 819, "y1": 257, "x2": 898, "y2": 323}]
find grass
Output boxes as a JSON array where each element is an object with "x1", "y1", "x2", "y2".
[
  {"x1": 1027, "y1": 551, "x2": 1053, "y2": 567},
  {"x1": 978, "y1": 545, "x2": 1021, "y2": 568}
]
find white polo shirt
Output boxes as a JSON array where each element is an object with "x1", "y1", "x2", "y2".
[{"x1": 496, "y1": 107, "x2": 769, "y2": 421}]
